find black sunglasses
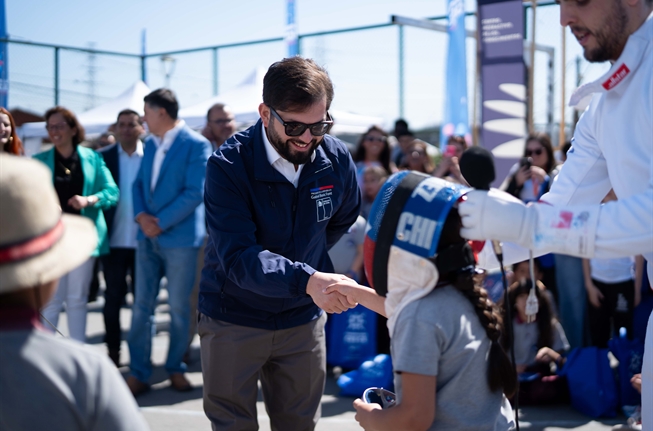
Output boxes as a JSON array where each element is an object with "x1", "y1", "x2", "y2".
[
  {"x1": 525, "y1": 148, "x2": 543, "y2": 156},
  {"x1": 268, "y1": 106, "x2": 333, "y2": 137}
]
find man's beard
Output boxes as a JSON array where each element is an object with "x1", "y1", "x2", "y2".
[
  {"x1": 267, "y1": 124, "x2": 321, "y2": 166},
  {"x1": 575, "y1": 1, "x2": 628, "y2": 62}
]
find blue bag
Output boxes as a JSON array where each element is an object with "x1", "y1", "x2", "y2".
[
  {"x1": 608, "y1": 334, "x2": 644, "y2": 410},
  {"x1": 337, "y1": 354, "x2": 394, "y2": 397},
  {"x1": 327, "y1": 304, "x2": 377, "y2": 369},
  {"x1": 559, "y1": 347, "x2": 618, "y2": 418}
]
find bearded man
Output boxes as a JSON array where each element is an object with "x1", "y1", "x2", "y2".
[{"x1": 198, "y1": 57, "x2": 361, "y2": 431}]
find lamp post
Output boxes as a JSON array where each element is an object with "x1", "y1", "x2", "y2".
[{"x1": 161, "y1": 55, "x2": 176, "y2": 88}]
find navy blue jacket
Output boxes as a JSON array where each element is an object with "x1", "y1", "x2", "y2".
[{"x1": 199, "y1": 120, "x2": 361, "y2": 330}]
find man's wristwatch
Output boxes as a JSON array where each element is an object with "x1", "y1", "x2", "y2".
[{"x1": 86, "y1": 195, "x2": 98, "y2": 207}]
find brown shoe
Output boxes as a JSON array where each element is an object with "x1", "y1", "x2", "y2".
[
  {"x1": 169, "y1": 373, "x2": 193, "y2": 392},
  {"x1": 126, "y1": 376, "x2": 150, "y2": 397}
]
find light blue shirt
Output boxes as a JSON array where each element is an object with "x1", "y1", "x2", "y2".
[{"x1": 110, "y1": 141, "x2": 143, "y2": 249}]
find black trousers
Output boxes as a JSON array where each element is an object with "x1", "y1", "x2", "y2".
[
  {"x1": 101, "y1": 247, "x2": 136, "y2": 352},
  {"x1": 587, "y1": 278, "x2": 635, "y2": 348}
]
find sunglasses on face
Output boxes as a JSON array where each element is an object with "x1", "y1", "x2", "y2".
[
  {"x1": 364, "y1": 136, "x2": 387, "y2": 143},
  {"x1": 525, "y1": 148, "x2": 544, "y2": 156},
  {"x1": 268, "y1": 106, "x2": 333, "y2": 137}
]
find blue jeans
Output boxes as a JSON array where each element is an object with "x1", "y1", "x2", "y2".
[
  {"x1": 554, "y1": 254, "x2": 587, "y2": 349},
  {"x1": 128, "y1": 238, "x2": 198, "y2": 382}
]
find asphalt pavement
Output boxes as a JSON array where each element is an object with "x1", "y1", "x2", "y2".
[{"x1": 55, "y1": 287, "x2": 631, "y2": 431}]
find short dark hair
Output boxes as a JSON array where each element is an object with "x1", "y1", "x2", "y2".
[
  {"x1": 206, "y1": 103, "x2": 227, "y2": 121},
  {"x1": 144, "y1": 88, "x2": 179, "y2": 120},
  {"x1": 117, "y1": 109, "x2": 143, "y2": 124},
  {"x1": 45, "y1": 106, "x2": 85, "y2": 146},
  {"x1": 263, "y1": 57, "x2": 334, "y2": 112}
]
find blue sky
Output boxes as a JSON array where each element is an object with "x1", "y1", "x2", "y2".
[{"x1": 6, "y1": 0, "x2": 609, "y2": 130}]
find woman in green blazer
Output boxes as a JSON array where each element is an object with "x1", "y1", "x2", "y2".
[{"x1": 33, "y1": 106, "x2": 119, "y2": 342}]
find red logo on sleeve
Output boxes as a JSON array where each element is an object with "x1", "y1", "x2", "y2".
[
  {"x1": 602, "y1": 64, "x2": 630, "y2": 90},
  {"x1": 553, "y1": 211, "x2": 574, "y2": 229}
]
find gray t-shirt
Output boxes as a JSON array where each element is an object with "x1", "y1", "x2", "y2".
[
  {"x1": 0, "y1": 328, "x2": 150, "y2": 431},
  {"x1": 392, "y1": 285, "x2": 514, "y2": 431},
  {"x1": 512, "y1": 318, "x2": 569, "y2": 367}
]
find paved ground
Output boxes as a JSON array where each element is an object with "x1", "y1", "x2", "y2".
[{"x1": 54, "y1": 289, "x2": 631, "y2": 431}]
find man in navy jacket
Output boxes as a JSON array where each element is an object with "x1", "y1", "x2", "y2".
[{"x1": 199, "y1": 57, "x2": 361, "y2": 431}]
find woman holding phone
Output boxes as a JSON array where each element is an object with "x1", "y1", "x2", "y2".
[{"x1": 500, "y1": 133, "x2": 559, "y2": 203}]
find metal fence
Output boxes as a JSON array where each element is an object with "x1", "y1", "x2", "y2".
[{"x1": 3, "y1": 2, "x2": 577, "y2": 141}]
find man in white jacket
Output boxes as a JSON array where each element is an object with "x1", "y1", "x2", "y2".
[{"x1": 459, "y1": 0, "x2": 652, "y2": 428}]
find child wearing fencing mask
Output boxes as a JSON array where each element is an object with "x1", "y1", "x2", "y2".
[{"x1": 329, "y1": 172, "x2": 517, "y2": 431}]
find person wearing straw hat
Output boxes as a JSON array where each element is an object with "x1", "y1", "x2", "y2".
[{"x1": 0, "y1": 154, "x2": 149, "y2": 431}]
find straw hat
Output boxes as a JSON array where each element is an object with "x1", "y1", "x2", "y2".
[{"x1": 0, "y1": 154, "x2": 97, "y2": 293}]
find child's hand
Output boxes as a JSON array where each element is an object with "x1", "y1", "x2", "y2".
[
  {"x1": 353, "y1": 398, "x2": 382, "y2": 430},
  {"x1": 535, "y1": 347, "x2": 561, "y2": 364}
]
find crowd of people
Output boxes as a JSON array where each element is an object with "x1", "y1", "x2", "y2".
[{"x1": 1, "y1": 0, "x2": 651, "y2": 429}]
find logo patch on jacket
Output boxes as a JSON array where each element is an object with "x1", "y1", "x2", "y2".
[
  {"x1": 310, "y1": 185, "x2": 334, "y2": 200},
  {"x1": 602, "y1": 64, "x2": 630, "y2": 90},
  {"x1": 316, "y1": 198, "x2": 333, "y2": 222}
]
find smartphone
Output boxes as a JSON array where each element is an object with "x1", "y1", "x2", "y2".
[
  {"x1": 444, "y1": 145, "x2": 457, "y2": 157},
  {"x1": 519, "y1": 156, "x2": 532, "y2": 169},
  {"x1": 363, "y1": 387, "x2": 397, "y2": 409}
]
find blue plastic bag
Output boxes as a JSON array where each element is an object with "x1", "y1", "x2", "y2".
[
  {"x1": 337, "y1": 354, "x2": 394, "y2": 397},
  {"x1": 327, "y1": 304, "x2": 377, "y2": 369},
  {"x1": 559, "y1": 347, "x2": 618, "y2": 418},
  {"x1": 608, "y1": 334, "x2": 644, "y2": 410}
]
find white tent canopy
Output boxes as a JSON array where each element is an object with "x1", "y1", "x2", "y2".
[
  {"x1": 179, "y1": 67, "x2": 384, "y2": 135},
  {"x1": 19, "y1": 80, "x2": 152, "y2": 141}
]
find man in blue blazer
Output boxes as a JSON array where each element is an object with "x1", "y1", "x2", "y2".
[{"x1": 127, "y1": 89, "x2": 211, "y2": 396}]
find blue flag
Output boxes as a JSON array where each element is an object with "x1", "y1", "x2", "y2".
[
  {"x1": 440, "y1": 0, "x2": 469, "y2": 150},
  {"x1": 0, "y1": 0, "x2": 8, "y2": 108},
  {"x1": 286, "y1": 0, "x2": 298, "y2": 57}
]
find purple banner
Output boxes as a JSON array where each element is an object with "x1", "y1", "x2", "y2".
[{"x1": 478, "y1": 0, "x2": 526, "y2": 187}]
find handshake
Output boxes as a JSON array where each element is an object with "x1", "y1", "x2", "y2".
[{"x1": 306, "y1": 271, "x2": 385, "y2": 316}]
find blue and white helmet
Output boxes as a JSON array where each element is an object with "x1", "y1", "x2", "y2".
[{"x1": 363, "y1": 171, "x2": 471, "y2": 334}]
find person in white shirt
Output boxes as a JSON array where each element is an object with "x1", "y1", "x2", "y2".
[
  {"x1": 127, "y1": 88, "x2": 211, "y2": 397},
  {"x1": 458, "y1": 1, "x2": 653, "y2": 427},
  {"x1": 98, "y1": 109, "x2": 145, "y2": 367}
]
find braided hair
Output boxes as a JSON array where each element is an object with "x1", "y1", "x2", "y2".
[{"x1": 432, "y1": 208, "x2": 518, "y2": 398}]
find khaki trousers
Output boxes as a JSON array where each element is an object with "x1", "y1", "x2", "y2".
[{"x1": 199, "y1": 312, "x2": 327, "y2": 431}]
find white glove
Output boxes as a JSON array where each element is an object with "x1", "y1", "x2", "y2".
[
  {"x1": 458, "y1": 189, "x2": 536, "y2": 248},
  {"x1": 459, "y1": 189, "x2": 601, "y2": 258}
]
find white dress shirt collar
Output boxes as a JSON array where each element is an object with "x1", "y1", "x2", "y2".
[
  {"x1": 261, "y1": 122, "x2": 316, "y2": 188},
  {"x1": 117, "y1": 139, "x2": 144, "y2": 158}
]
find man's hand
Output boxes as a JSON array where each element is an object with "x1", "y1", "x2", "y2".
[
  {"x1": 306, "y1": 271, "x2": 358, "y2": 314},
  {"x1": 459, "y1": 189, "x2": 534, "y2": 247},
  {"x1": 136, "y1": 213, "x2": 162, "y2": 238}
]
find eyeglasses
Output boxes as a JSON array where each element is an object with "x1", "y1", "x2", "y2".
[
  {"x1": 364, "y1": 136, "x2": 387, "y2": 143},
  {"x1": 268, "y1": 106, "x2": 333, "y2": 137},
  {"x1": 525, "y1": 148, "x2": 544, "y2": 156},
  {"x1": 45, "y1": 122, "x2": 69, "y2": 132},
  {"x1": 209, "y1": 118, "x2": 235, "y2": 126}
]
